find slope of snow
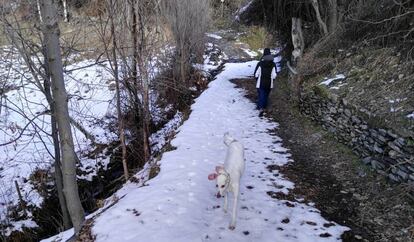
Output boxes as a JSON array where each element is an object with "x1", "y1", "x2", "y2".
[
  {"x1": 0, "y1": 48, "x2": 117, "y2": 233},
  {"x1": 49, "y1": 61, "x2": 349, "y2": 242}
]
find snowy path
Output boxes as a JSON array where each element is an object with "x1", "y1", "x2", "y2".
[{"x1": 80, "y1": 61, "x2": 348, "y2": 242}]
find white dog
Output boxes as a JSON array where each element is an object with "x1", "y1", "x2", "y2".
[{"x1": 208, "y1": 132, "x2": 245, "y2": 230}]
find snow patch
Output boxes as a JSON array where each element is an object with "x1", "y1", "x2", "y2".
[
  {"x1": 206, "y1": 33, "x2": 223, "y2": 40},
  {"x1": 319, "y1": 74, "x2": 346, "y2": 86},
  {"x1": 241, "y1": 48, "x2": 258, "y2": 57}
]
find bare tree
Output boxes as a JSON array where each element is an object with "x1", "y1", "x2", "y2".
[
  {"x1": 161, "y1": 0, "x2": 211, "y2": 89},
  {"x1": 108, "y1": 0, "x2": 130, "y2": 180},
  {"x1": 39, "y1": 0, "x2": 85, "y2": 235}
]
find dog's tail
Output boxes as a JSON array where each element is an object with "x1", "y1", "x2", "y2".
[{"x1": 223, "y1": 132, "x2": 236, "y2": 146}]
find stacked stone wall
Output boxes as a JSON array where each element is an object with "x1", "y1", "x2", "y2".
[{"x1": 300, "y1": 88, "x2": 414, "y2": 183}]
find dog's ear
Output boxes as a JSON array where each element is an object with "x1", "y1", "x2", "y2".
[
  {"x1": 208, "y1": 173, "x2": 218, "y2": 180},
  {"x1": 215, "y1": 166, "x2": 224, "y2": 173}
]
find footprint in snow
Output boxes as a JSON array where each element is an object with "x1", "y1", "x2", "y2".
[{"x1": 281, "y1": 218, "x2": 290, "y2": 224}]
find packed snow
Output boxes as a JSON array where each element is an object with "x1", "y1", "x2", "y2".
[{"x1": 44, "y1": 61, "x2": 348, "y2": 242}]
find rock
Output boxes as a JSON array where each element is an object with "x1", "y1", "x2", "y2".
[
  {"x1": 392, "y1": 168, "x2": 408, "y2": 180},
  {"x1": 394, "y1": 138, "x2": 406, "y2": 147},
  {"x1": 375, "y1": 135, "x2": 388, "y2": 145},
  {"x1": 371, "y1": 160, "x2": 385, "y2": 170},
  {"x1": 387, "y1": 130, "x2": 398, "y2": 139},
  {"x1": 360, "y1": 124, "x2": 368, "y2": 130},
  {"x1": 344, "y1": 109, "x2": 352, "y2": 117},
  {"x1": 378, "y1": 129, "x2": 387, "y2": 136},
  {"x1": 388, "y1": 173, "x2": 401, "y2": 182},
  {"x1": 354, "y1": 235, "x2": 363, "y2": 240},
  {"x1": 388, "y1": 141, "x2": 402, "y2": 153},
  {"x1": 362, "y1": 156, "x2": 372, "y2": 165},
  {"x1": 388, "y1": 150, "x2": 398, "y2": 158},
  {"x1": 406, "y1": 165, "x2": 414, "y2": 173},
  {"x1": 373, "y1": 144, "x2": 384, "y2": 154},
  {"x1": 370, "y1": 129, "x2": 378, "y2": 138},
  {"x1": 351, "y1": 116, "x2": 361, "y2": 124},
  {"x1": 329, "y1": 107, "x2": 337, "y2": 114}
]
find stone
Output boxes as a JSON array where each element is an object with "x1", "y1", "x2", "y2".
[
  {"x1": 409, "y1": 174, "x2": 414, "y2": 181},
  {"x1": 367, "y1": 137, "x2": 375, "y2": 144},
  {"x1": 329, "y1": 107, "x2": 337, "y2": 114},
  {"x1": 394, "y1": 138, "x2": 406, "y2": 147},
  {"x1": 344, "y1": 109, "x2": 352, "y2": 117},
  {"x1": 388, "y1": 173, "x2": 401, "y2": 182},
  {"x1": 388, "y1": 150, "x2": 399, "y2": 158},
  {"x1": 378, "y1": 129, "x2": 387, "y2": 136},
  {"x1": 391, "y1": 168, "x2": 408, "y2": 180},
  {"x1": 370, "y1": 129, "x2": 378, "y2": 138},
  {"x1": 387, "y1": 130, "x2": 398, "y2": 139},
  {"x1": 342, "y1": 99, "x2": 348, "y2": 106},
  {"x1": 362, "y1": 156, "x2": 372, "y2": 165},
  {"x1": 371, "y1": 160, "x2": 385, "y2": 170},
  {"x1": 373, "y1": 144, "x2": 384, "y2": 154},
  {"x1": 375, "y1": 135, "x2": 388, "y2": 145},
  {"x1": 360, "y1": 124, "x2": 368, "y2": 130},
  {"x1": 388, "y1": 141, "x2": 402, "y2": 153},
  {"x1": 351, "y1": 116, "x2": 361, "y2": 124}
]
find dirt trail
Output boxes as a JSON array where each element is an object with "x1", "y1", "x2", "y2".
[{"x1": 232, "y1": 74, "x2": 414, "y2": 242}]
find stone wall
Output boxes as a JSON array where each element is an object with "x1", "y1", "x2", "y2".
[{"x1": 300, "y1": 87, "x2": 414, "y2": 183}]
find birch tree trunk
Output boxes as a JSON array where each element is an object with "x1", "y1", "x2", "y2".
[
  {"x1": 62, "y1": 0, "x2": 69, "y2": 22},
  {"x1": 37, "y1": 0, "x2": 43, "y2": 22},
  {"x1": 39, "y1": 0, "x2": 85, "y2": 235}
]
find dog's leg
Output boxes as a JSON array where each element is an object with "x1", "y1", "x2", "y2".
[
  {"x1": 223, "y1": 192, "x2": 228, "y2": 213},
  {"x1": 229, "y1": 188, "x2": 239, "y2": 230}
]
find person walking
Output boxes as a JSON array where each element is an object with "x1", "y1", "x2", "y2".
[{"x1": 254, "y1": 48, "x2": 277, "y2": 117}]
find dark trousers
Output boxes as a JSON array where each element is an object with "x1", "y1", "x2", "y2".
[{"x1": 257, "y1": 88, "x2": 271, "y2": 109}]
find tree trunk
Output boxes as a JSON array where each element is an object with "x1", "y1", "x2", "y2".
[
  {"x1": 14, "y1": 181, "x2": 27, "y2": 217},
  {"x1": 327, "y1": 0, "x2": 338, "y2": 33},
  {"x1": 311, "y1": 0, "x2": 328, "y2": 36},
  {"x1": 137, "y1": 9, "x2": 151, "y2": 162},
  {"x1": 109, "y1": 0, "x2": 129, "y2": 181},
  {"x1": 291, "y1": 17, "x2": 304, "y2": 65},
  {"x1": 39, "y1": 0, "x2": 85, "y2": 235},
  {"x1": 37, "y1": 0, "x2": 43, "y2": 22},
  {"x1": 43, "y1": 53, "x2": 72, "y2": 229},
  {"x1": 62, "y1": 0, "x2": 69, "y2": 22}
]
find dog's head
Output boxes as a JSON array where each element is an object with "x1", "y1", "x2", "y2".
[{"x1": 208, "y1": 165, "x2": 230, "y2": 198}]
